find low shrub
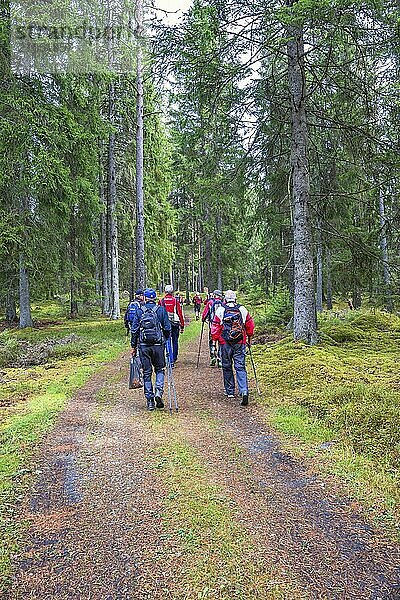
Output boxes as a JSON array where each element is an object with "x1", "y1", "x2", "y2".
[
  {"x1": 319, "y1": 323, "x2": 365, "y2": 343},
  {"x1": 254, "y1": 288, "x2": 292, "y2": 329},
  {"x1": 0, "y1": 338, "x2": 22, "y2": 368},
  {"x1": 348, "y1": 311, "x2": 400, "y2": 332}
]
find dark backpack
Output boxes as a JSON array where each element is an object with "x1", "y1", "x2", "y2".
[
  {"x1": 222, "y1": 304, "x2": 244, "y2": 344},
  {"x1": 139, "y1": 306, "x2": 163, "y2": 344}
]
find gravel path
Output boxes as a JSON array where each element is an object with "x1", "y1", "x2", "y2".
[{"x1": 7, "y1": 335, "x2": 400, "y2": 599}]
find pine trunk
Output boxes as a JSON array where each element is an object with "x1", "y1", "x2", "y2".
[
  {"x1": 6, "y1": 291, "x2": 17, "y2": 322},
  {"x1": 379, "y1": 189, "x2": 393, "y2": 312},
  {"x1": 325, "y1": 246, "x2": 333, "y2": 310},
  {"x1": 107, "y1": 78, "x2": 121, "y2": 320},
  {"x1": 135, "y1": 0, "x2": 146, "y2": 290},
  {"x1": 287, "y1": 17, "x2": 318, "y2": 344},
  {"x1": 316, "y1": 219, "x2": 323, "y2": 312},
  {"x1": 19, "y1": 253, "x2": 33, "y2": 328},
  {"x1": 101, "y1": 211, "x2": 111, "y2": 315}
]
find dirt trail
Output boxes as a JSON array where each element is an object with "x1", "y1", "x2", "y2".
[{"x1": 7, "y1": 334, "x2": 400, "y2": 600}]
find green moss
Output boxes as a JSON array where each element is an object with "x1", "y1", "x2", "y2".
[{"x1": 254, "y1": 309, "x2": 400, "y2": 522}]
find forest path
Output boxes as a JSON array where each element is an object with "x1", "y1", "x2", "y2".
[{"x1": 7, "y1": 331, "x2": 400, "y2": 600}]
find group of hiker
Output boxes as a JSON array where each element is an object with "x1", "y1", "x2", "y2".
[{"x1": 124, "y1": 286, "x2": 254, "y2": 411}]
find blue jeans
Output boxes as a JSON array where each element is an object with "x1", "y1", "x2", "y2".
[
  {"x1": 220, "y1": 343, "x2": 248, "y2": 396},
  {"x1": 170, "y1": 325, "x2": 180, "y2": 363},
  {"x1": 139, "y1": 344, "x2": 165, "y2": 400}
]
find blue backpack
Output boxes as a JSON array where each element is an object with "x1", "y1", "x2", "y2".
[
  {"x1": 125, "y1": 301, "x2": 140, "y2": 325},
  {"x1": 209, "y1": 298, "x2": 223, "y2": 322}
]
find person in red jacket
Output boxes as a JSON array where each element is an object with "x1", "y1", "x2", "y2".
[
  {"x1": 159, "y1": 285, "x2": 185, "y2": 365},
  {"x1": 192, "y1": 292, "x2": 202, "y2": 320},
  {"x1": 211, "y1": 290, "x2": 254, "y2": 406},
  {"x1": 202, "y1": 290, "x2": 224, "y2": 366}
]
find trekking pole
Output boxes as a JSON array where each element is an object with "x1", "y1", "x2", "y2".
[
  {"x1": 166, "y1": 338, "x2": 178, "y2": 412},
  {"x1": 166, "y1": 350, "x2": 173, "y2": 413},
  {"x1": 196, "y1": 320, "x2": 205, "y2": 369},
  {"x1": 247, "y1": 341, "x2": 261, "y2": 396}
]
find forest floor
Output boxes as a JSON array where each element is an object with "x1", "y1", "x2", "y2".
[{"x1": 5, "y1": 328, "x2": 400, "y2": 600}]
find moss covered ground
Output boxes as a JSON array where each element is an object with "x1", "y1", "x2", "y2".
[{"x1": 251, "y1": 306, "x2": 400, "y2": 533}]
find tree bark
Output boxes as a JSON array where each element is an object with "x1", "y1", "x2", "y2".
[
  {"x1": 316, "y1": 218, "x2": 323, "y2": 312},
  {"x1": 6, "y1": 291, "x2": 17, "y2": 322},
  {"x1": 100, "y1": 209, "x2": 111, "y2": 315},
  {"x1": 287, "y1": 16, "x2": 318, "y2": 344},
  {"x1": 108, "y1": 115, "x2": 120, "y2": 319},
  {"x1": 69, "y1": 210, "x2": 79, "y2": 319},
  {"x1": 135, "y1": 0, "x2": 146, "y2": 290},
  {"x1": 378, "y1": 189, "x2": 393, "y2": 311},
  {"x1": 325, "y1": 246, "x2": 333, "y2": 310},
  {"x1": 107, "y1": 78, "x2": 120, "y2": 320},
  {"x1": 19, "y1": 253, "x2": 33, "y2": 328},
  {"x1": 94, "y1": 230, "x2": 101, "y2": 304}
]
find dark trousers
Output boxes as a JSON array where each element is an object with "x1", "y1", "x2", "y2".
[
  {"x1": 220, "y1": 343, "x2": 248, "y2": 396},
  {"x1": 139, "y1": 344, "x2": 165, "y2": 400},
  {"x1": 171, "y1": 325, "x2": 180, "y2": 363}
]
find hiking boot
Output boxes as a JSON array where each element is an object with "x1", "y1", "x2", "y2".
[
  {"x1": 227, "y1": 393, "x2": 235, "y2": 399},
  {"x1": 216, "y1": 359, "x2": 222, "y2": 368},
  {"x1": 240, "y1": 394, "x2": 249, "y2": 406},
  {"x1": 155, "y1": 396, "x2": 164, "y2": 409},
  {"x1": 147, "y1": 399, "x2": 155, "y2": 411},
  {"x1": 210, "y1": 357, "x2": 216, "y2": 367}
]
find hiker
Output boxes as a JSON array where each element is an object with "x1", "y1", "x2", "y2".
[
  {"x1": 130, "y1": 288, "x2": 171, "y2": 411},
  {"x1": 202, "y1": 289, "x2": 224, "y2": 367},
  {"x1": 124, "y1": 290, "x2": 144, "y2": 335},
  {"x1": 125, "y1": 290, "x2": 144, "y2": 387},
  {"x1": 192, "y1": 292, "x2": 202, "y2": 320},
  {"x1": 159, "y1": 284, "x2": 185, "y2": 366},
  {"x1": 211, "y1": 290, "x2": 254, "y2": 406}
]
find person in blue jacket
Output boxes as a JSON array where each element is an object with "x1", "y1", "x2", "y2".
[{"x1": 130, "y1": 288, "x2": 171, "y2": 411}]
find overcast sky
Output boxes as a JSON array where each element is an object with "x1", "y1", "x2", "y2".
[{"x1": 154, "y1": 0, "x2": 192, "y2": 25}]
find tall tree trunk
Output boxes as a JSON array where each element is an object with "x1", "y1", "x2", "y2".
[
  {"x1": 101, "y1": 210, "x2": 111, "y2": 315},
  {"x1": 130, "y1": 237, "x2": 135, "y2": 299},
  {"x1": 135, "y1": 0, "x2": 146, "y2": 289},
  {"x1": 70, "y1": 209, "x2": 79, "y2": 319},
  {"x1": 216, "y1": 213, "x2": 223, "y2": 291},
  {"x1": 316, "y1": 218, "x2": 323, "y2": 312},
  {"x1": 185, "y1": 265, "x2": 190, "y2": 304},
  {"x1": 352, "y1": 288, "x2": 362, "y2": 309},
  {"x1": 378, "y1": 189, "x2": 393, "y2": 311},
  {"x1": 325, "y1": 246, "x2": 333, "y2": 310},
  {"x1": 205, "y1": 234, "x2": 212, "y2": 290},
  {"x1": 19, "y1": 253, "x2": 33, "y2": 328},
  {"x1": 107, "y1": 78, "x2": 120, "y2": 320},
  {"x1": 106, "y1": 1, "x2": 120, "y2": 320},
  {"x1": 198, "y1": 237, "x2": 203, "y2": 292},
  {"x1": 94, "y1": 231, "x2": 101, "y2": 304},
  {"x1": 287, "y1": 15, "x2": 318, "y2": 344},
  {"x1": 6, "y1": 291, "x2": 17, "y2": 322},
  {"x1": 108, "y1": 118, "x2": 120, "y2": 319}
]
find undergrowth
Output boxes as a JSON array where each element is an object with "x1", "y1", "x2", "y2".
[{"x1": 252, "y1": 308, "x2": 400, "y2": 530}]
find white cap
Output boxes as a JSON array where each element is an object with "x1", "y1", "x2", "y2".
[
  {"x1": 224, "y1": 290, "x2": 236, "y2": 302},
  {"x1": 165, "y1": 284, "x2": 173, "y2": 294}
]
